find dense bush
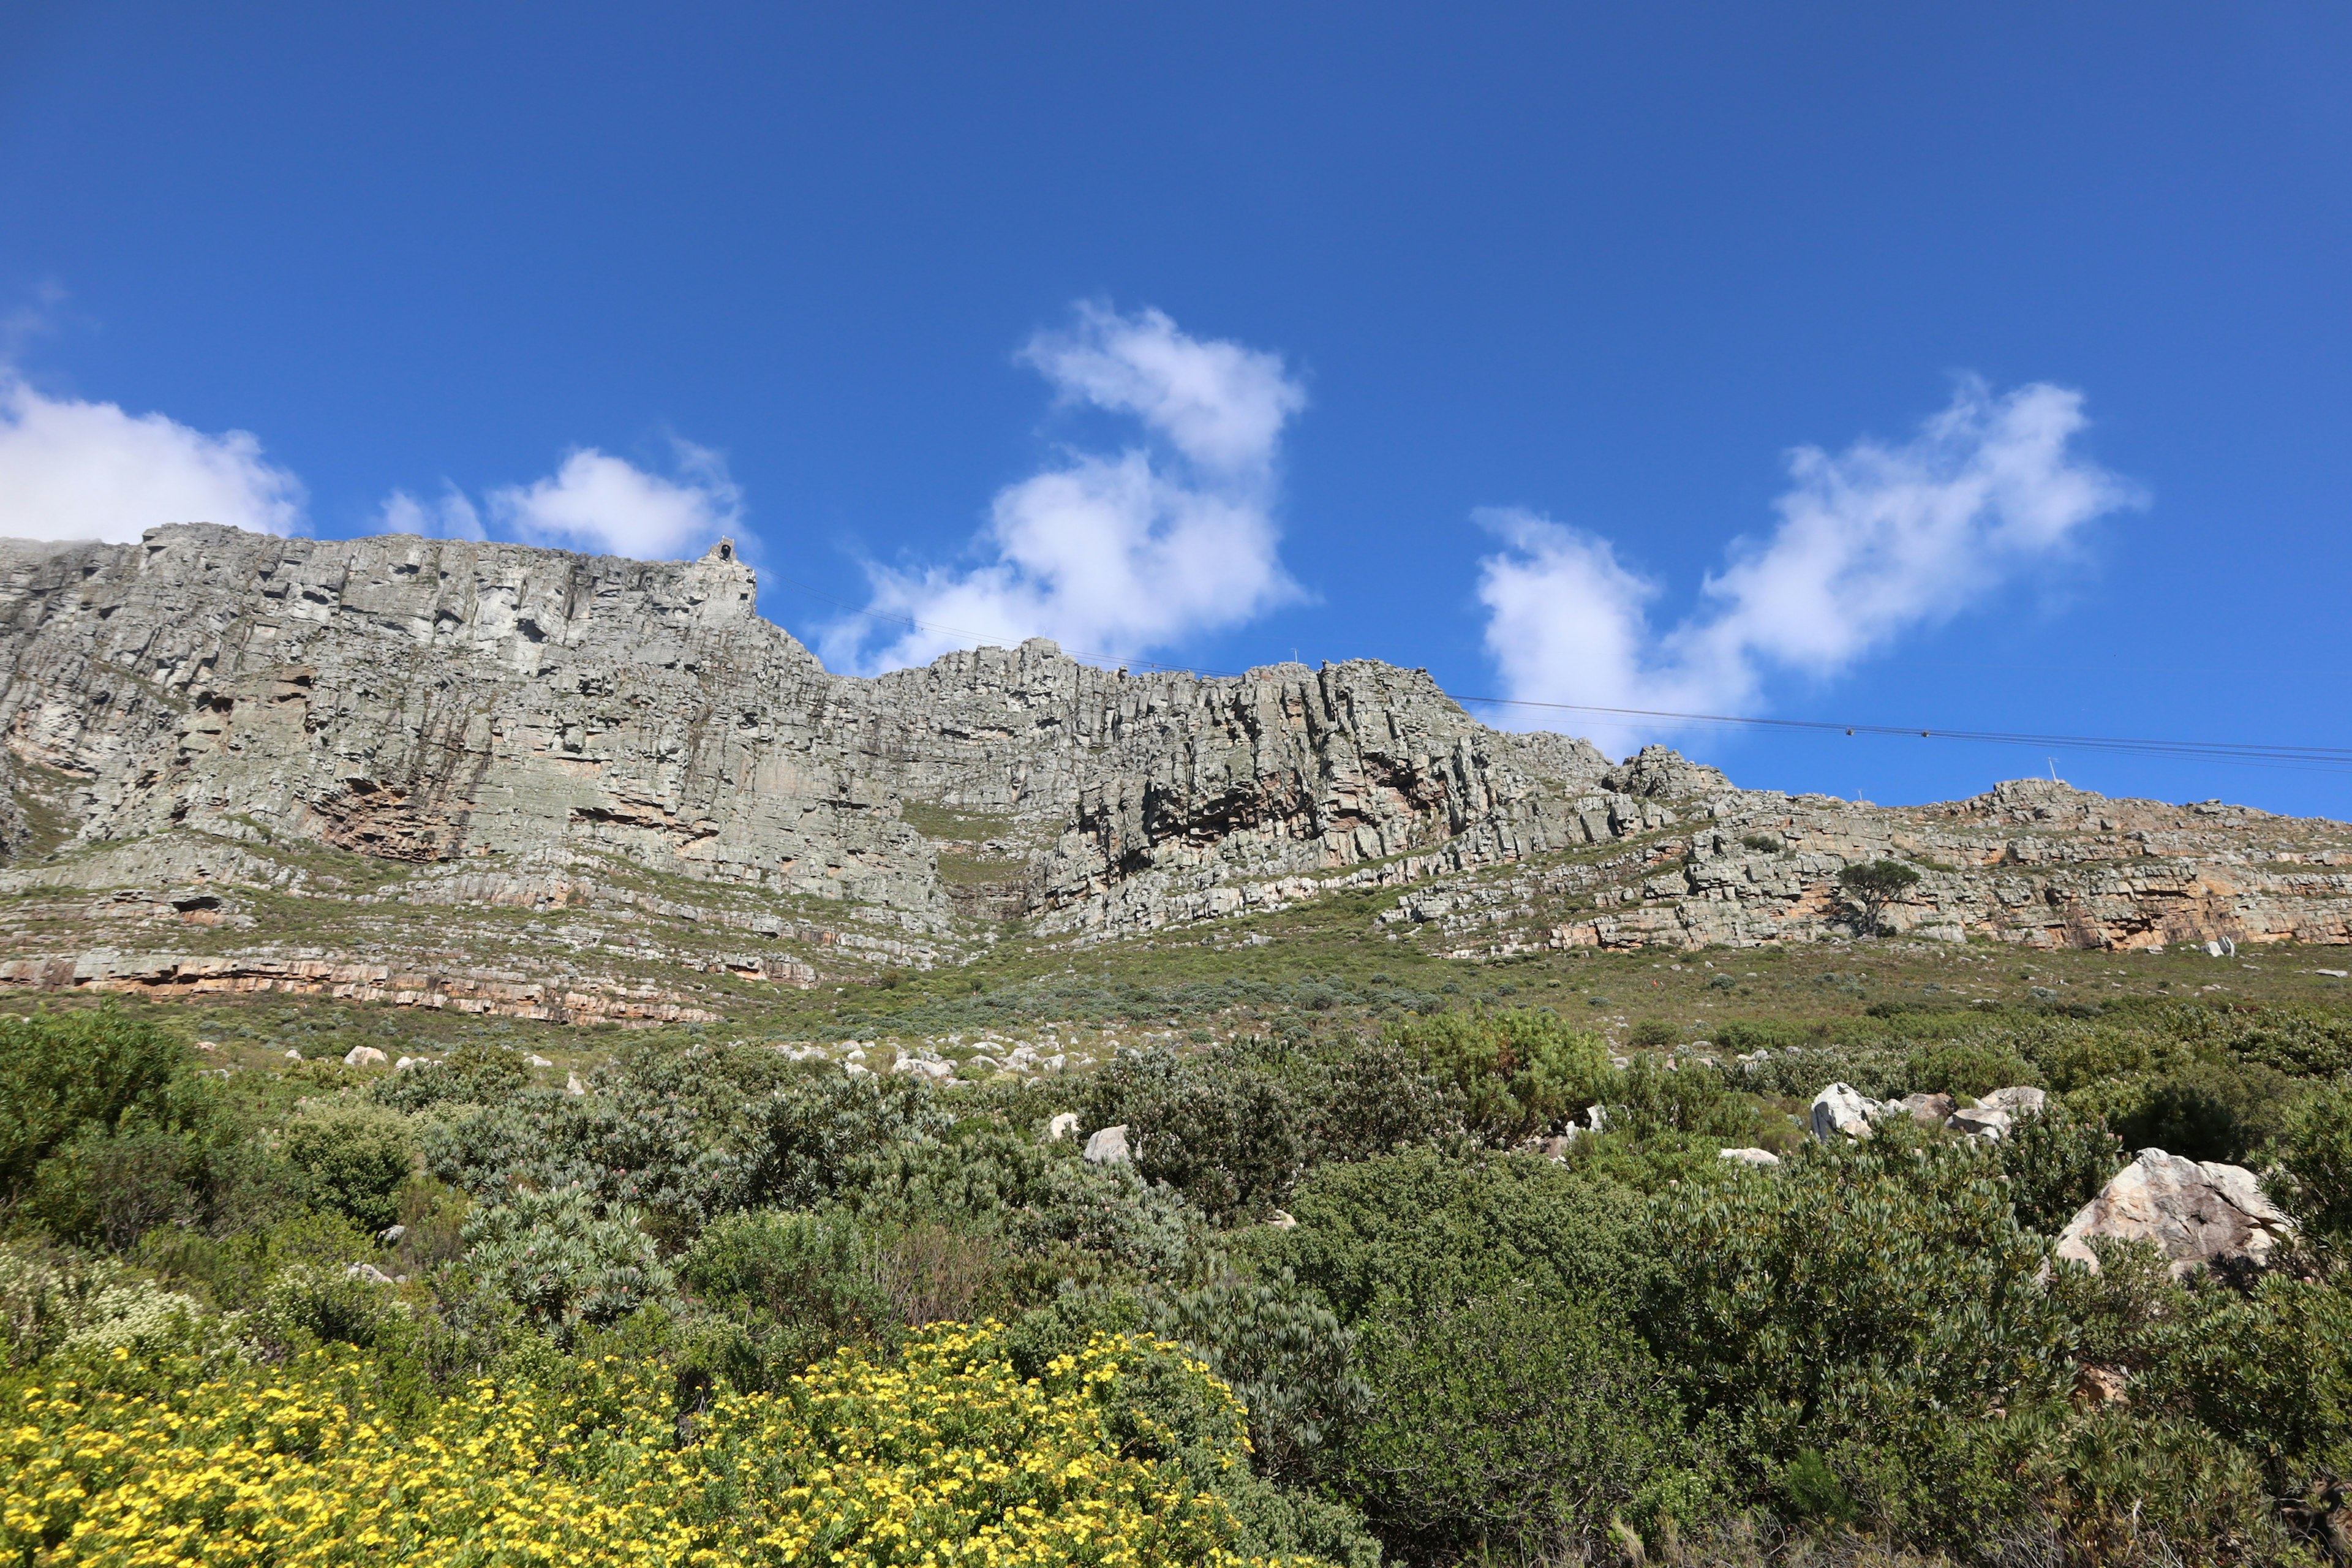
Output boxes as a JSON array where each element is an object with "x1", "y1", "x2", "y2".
[
  {"x1": 1644, "y1": 1122, "x2": 2071, "y2": 1532},
  {"x1": 460, "y1": 1185, "x2": 677, "y2": 1340},
  {"x1": 1997, "y1": 1101, "x2": 2127, "y2": 1232},
  {"x1": 2105, "y1": 1059, "x2": 2297, "y2": 1166},
  {"x1": 11, "y1": 985, "x2": 2352, "y2": 1566},
  {"x1": 281, "y1": 1103, "x2": 417, "y2": 1233},
  {"x1": 1343, "y1": 1291, "x2": 1706, "y2": 1560},
  {"x1": 1904, "y1": 1037, "x2": 2040, "y2": 1098},
  {"x1": 1268, "y1": 1147, "x2": 1652, "y2": 1321},
  {"x1": 0, "y1": 1006, "x2": 186, "y2": 1201},
  {"x1": 2272, "y1": 1080, "x2": 2352, "y2": 1245},
  {"x1": 370, "y1": 1041, "x2": 532, "y2": 1111},
  {"x1": 0, "y1": 1327, "x2": 1312, "y2": 1568},
  {"x1": 1387, "y1": 1009, "x2": 1609, "y2": 1144},
  {"x1": 1085, "y1": 1050, "x2": 1303, "y2": 1223}
]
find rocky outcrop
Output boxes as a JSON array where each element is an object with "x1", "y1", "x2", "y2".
[
  {"x1": 0, "y1": 527, "x2": 1612, "y2": 942},
  {"x1": 2055, "y1": 1149, "x2": 2294, "y2": 1278},
  {"x1": 3, "y1": 524, "x2": 2349, "y2": 998}
]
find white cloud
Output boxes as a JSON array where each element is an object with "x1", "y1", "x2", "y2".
[
  {"x1": 1478, "y1": 379, "x2": 2144, "y2": 731},
  {"x1": 375, "y1": 440, "x2": 741, "y2": 560},
  {"x1": 487, "y1": 441, "x2": 742, "y2": 559},
  {"x1": 827, "y1": 304, "x2": 1306, "y2": 673},
  {"x1": 0, "y1": 374, "x2": 307, "y2": 543},
  {"x1": 379, "y1": 485, "x2": 484, "y2": 541}
]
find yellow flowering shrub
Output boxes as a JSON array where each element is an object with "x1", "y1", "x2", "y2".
[{"x1": 1, "y1": 1325, "x2": 1329, "y2": 1568}]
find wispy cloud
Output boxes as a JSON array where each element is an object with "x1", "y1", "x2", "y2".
[
  {"x1": 823, "y1": 303, "x2": 1307, "y2": 674},
  {"x1": 0, "y1": 372, "x2": 308, "y2": 543},
  {"x1": 379, "y1": 439, "x2": 742, "y2": 559},
  {"x1": 1477, "y1": 379, "x2": 2144, "y2": 729}
]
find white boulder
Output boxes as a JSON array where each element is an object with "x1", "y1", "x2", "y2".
[
  {"x1": 1047, "y1": 1111, "x2": 1081, "y2": 1141},
  {"x1": 342, "y1": 1046, "x2": 387, "y2": 1068},
  {"x1": 2056, "y1": 1148, "x2": 2294, "y2": 1279},
  {"x1": 1948, "y1": 1106, "x2": 2013, "y2": 1141},
  {"x1": 1719, "y1": 1147, "x2": 1781, "y2": 1168},
  {"x1": 1083, "y1": 1125, "x2": 1133, "y2": 1164},
  {"x1": 1809, "y1": 1082, "x2": 1876, "y2": 1142}
]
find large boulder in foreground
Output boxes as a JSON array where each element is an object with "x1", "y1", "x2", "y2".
[{"x1": 2055, "y1": 1148, "x2": 2294, "y2": 1279}]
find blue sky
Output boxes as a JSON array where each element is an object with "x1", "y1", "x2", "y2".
[{"x1": 2, "y1": 5, "x2": 2346, "y2": 815}]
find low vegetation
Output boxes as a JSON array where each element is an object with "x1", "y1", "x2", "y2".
[{"x1": 7, "y1": 976, "x2": 2352, "y2": 1567}]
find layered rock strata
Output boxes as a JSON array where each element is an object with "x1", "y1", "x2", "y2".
[{"x1": 2, "y1": 524, "x2": 2347, "y2": 1003}]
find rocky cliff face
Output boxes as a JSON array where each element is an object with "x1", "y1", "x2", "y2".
[
  {"x1": 1, "y1": 524, "x2": 2345, "y2": 1015},
  {"x1": 0, "y1": 526, "x2": 1610, "y2": 925}
]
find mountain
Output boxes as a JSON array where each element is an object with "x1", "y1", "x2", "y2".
[{"x1": 2, "y1": 524, "x2": 2346, "y2": 1021}]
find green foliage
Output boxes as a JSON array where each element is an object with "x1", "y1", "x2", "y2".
[
  {"x1": 0, "y1": 1005, "x2": 188, "y2": 1201},
  {"x1": 1626, "y1": 1018, "x2": 1679, "y2": 1049},
  {"x1": 12, "y1": 974, "x2": 2352, "y2": 1564},
  {"x1": 1904, "y1": 1038, "x2": 2040, "y2": 1099},
  {"x1": 1644, "y1": 1120, "x2": 2070, "y2": 1518},
  {"x1": 1602, "y1": 1057, "x2": 1762, "y2": 1143},
  {"x1": 1163, "y1": 1270, "x2": 1366, "y2": 1482},
  {"x1": 1388, "y1": 1008, "x2": 1610, "y2": 1144},
  {"x1": 1269, "y1": 1147, "x2": 1652, "y2": 1322},
  {"x1": 1084, "y1": 1050, "x2": 1303, "y2": 1223},
  {"x1": 2108, "y1": 1058, "x2": 2296, "y2": 1165},
  {"x1": 1288, "y1": 1039, "x2": 1462, "y2": 1166},
  {"x1": 282, "y1": 1103, "x2": 418, "y2": 1233},
  {"x1": 1731, "y1": 1040, "x2": 1912, "y2": 1101},
  {"x1": 678, "y1": 1209, "x2": 902, "y2": 1390},
  {"x1": 2272, "y1": 1080, "x2": 2352, "y2": 1244},
  {"x1": 370, "y1": 1042, "x2": 531, "y2": 1112},
  {"x1": 2141, "y1": 1272, "x2": 2352, "y2": 1497},
  {"x1": 1997, "y1": 1101, "x2": 2126, "y2": 1232},
  {"x1": 1837, "y1": 859, "x2": 1921, "y2": 936},
  {"x1": 1342, "y1": 1291, "x2": 1707, "y2": 1560},
  {"x1": 460, "y1": 1185, "x2": 677, "y2": 1341}
]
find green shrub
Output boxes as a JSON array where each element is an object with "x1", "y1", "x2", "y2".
[
  {"x1": 370, "y1": 1043, "x2": 531, "y2": 1112},
  {"x1": 2109, "y1": 1060, "x2": 2295, "y2": 1166},
  {"x1": 2141, "y1": 1272, "x2": 2352, "y2": 1498},
  {"x1": 1602, "y1": 1058, "x2": 1762, "y2": 1143},
  {"x1": 1269, "y1": 1147, "x2": 1652, "y2": 1322},
  {"x1": 1905, "y1": 1038, "x2": 2040, "y2": 1099},
  {"x1": 1340, "y1": 1291, "x2": 1708, "y2": 1560},
  {"x1": 1388, "y1": 1009, "x2": 1609, "y2": 1144},
  {"x1": 1643, "y1": 1121, "x2": 2069, "y2": 1509},
  {"x1": 1730, "y1": 1041, "x2": 1911, "y2": 1101},
  {"x1": 1626, "y1": 1019, "x2": 1679, "y2": 1049},
  {"x1": 282, "y1": 1104, "x2": 418, "y2": 1234},
  {"x1": 1084, "y1": 1050, "x2": 1303, "y2": 1223},
  {"x1": 679, "y1": 1209, "x2": 902, "y2": 1390},
  {"x1": 460, "y1": 1185, "x2": 676, "y2": 1341},
  {"x1": 1163, "y1": 1270, "x2": 1366, "y2": 1482},
  {"x1": 1715, "y1": 1019, "x2": 1816, "y2": 1055},
  {"x1": 2271, "y1": 1081, "x2": 2352, "y2": 1244},
  {"x1": 1289, "y1": 1040, "x2": 1461, "y2": 1166},
  {"x1": 1998, "y1": 1101, "x2": 2126, "y2": 1233},
  {"x1": 0, "y1": 1006, "x2": 187, "y2": 1201}
]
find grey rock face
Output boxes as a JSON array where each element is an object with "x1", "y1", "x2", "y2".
[
  {"x1": 0, "y1": 527, "x2": 1614, "y2": 940},
  {"x1": 3, "y1": 524, "x2": 2348, "y2": 995},
  {"x1": 1810, "y1": 1082, "x2": 1877, "y2": 1142},
  {"x1": 1978, "y1": 1086, "x2": 2048, "y2": 1117},
  {"x1": 1947, "y1": 1106, "x2": 2013, "y2": 1141},
  {"x1": 2056, "y1": 1149, "x2": 2293, "y2": 1278},
  {"x1": 1082, "y1": 1125, "x2": 1133, "y2": 1164},
  {"x1": 1898, "y1": 1091, "x2": 1958, "y2": 1126}
]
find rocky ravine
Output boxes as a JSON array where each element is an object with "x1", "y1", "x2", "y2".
[{"x1": 1, "y1": 524, "x2": 2346, "y2": 1018}]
